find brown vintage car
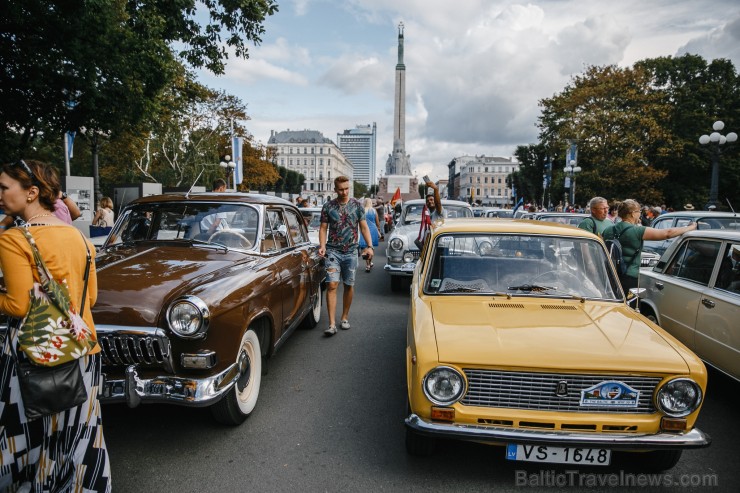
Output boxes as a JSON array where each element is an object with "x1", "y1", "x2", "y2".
[{"x1": 93, "y1": 192, "x2": 324, "y2": 425}]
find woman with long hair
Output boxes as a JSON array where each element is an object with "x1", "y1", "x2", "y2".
[
  {"x1": 358, "y1": 198, "x2": 380, "y2": 272},
  {"x1": 0, "y1": 159, "x2": 112, "y2": 491}
]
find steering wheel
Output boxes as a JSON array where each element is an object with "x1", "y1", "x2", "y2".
[{"x1": 208, "y1": 230, "x2": 252, "y2": 249}]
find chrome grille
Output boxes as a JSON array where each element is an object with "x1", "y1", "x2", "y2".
[
  {"x1": 462, "y1": 369, "x2": 661, "y2": 414},
  {"x1": 97, "y1": 326, "x2": 173, "y2": 372}
]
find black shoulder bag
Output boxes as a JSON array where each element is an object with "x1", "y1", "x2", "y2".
[{"x1": 11, "y1": 232, "x2": 92, "y2": 420}]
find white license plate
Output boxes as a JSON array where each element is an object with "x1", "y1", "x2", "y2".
[{"x1": 506, "y1": 444, "x2": 611, "y2": 466}]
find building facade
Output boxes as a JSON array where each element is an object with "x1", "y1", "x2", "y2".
[
  {"x1": 448, "y1": 155, "x2": 519, "y2": 205},
  {"x1": 267, "y1": 129, "x2": 354, "y2": 203},
  {"x1": 337, "y1": 123, "x2": 377, "y2": 188}
]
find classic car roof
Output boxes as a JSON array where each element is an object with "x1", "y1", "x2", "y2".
[
  {"x1": 431, "y1": 218, "x2": 597, "y2": 238},
  {"x1": 403, "y1": 198, "x2": 473, "y2": 207},
  {"x1": 130, "y1": 192, "x2": 295, "y2": 207},
  {"x1": 677, "y1": 229, "x2": 740, "y2": 241},
  {"x1": 655, "y1": 211, "x2": 739, "y2": 219}
]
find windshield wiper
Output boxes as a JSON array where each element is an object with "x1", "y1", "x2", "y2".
[
  {"x1": 507, "y1": 284, "x2": 556, "y2": 292},
  {"x1": 440, "y1": 285, "x2": 483, "y2": 293},
  {"x1": 507, "y1": 284, "x2": 586, "y2": 302},
  {"x1": 187, "y1": 238, "x2": 229, "y2": 252}
]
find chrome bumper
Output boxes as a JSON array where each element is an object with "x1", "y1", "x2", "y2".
[
  {"x1": 405, "y1": 414, "x2": 711, "y2": 450},
  {"x1": 101, "y1": 363, "x2": 240, "y2": 408},
  {"x1": 384, "y1": 262, "x2": 416, "y2": 276}
]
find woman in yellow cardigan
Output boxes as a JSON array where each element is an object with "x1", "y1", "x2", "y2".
[{"x1": 0, "y1": 159, "x2": 112, "y2": 492}]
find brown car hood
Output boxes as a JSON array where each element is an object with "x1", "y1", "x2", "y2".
[
  {"x1": 430, "y1": 299, "x2": 691, "y2": 374},
  {"x1": 93, "y1": 244, "x2": 256, "y2": 326}
]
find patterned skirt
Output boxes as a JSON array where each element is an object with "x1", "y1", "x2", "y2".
[{"x1": 0, "y1": 325, "x2": 112, "y2": 492}]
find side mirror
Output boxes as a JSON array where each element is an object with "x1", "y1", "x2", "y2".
[{"x1": 626, "y1": 288, "x2": 645, "y2": 309}]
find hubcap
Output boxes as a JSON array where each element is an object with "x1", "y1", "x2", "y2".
[{"x1": 236, "y1": 350, "x2": 251, "y2": 393}]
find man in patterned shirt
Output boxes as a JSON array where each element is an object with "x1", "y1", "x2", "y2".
[{"x1": 319, "y1": 175, "x2": 374, "y2": 336}]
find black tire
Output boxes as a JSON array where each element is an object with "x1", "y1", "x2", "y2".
[
  {"x1": 300, "y1": 286, "x2": 322, "y2": 330},
  {"x1": 641, "y1": 306, "x2": 659, "y2": 325},
  {"x1": 405, "y1": 427, "x2": 436, "y2": 456},
  {"x1": 210, "y1": 329, "x2": 262, "y2": 425},
  {"x1": 391, "y1": 276, "x2": 404, "y2": 292}
]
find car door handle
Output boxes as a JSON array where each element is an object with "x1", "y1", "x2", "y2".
[
  {"x1": 701, "y1": 298, "x2": 715, "y2": 308},
  {"x1": 655, "y1": 282, "x2": 664, "y2": 290}
]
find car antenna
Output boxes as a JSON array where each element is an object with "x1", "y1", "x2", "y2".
[
  {"x1": 726, "y1": 198, "x2": 735, "y2": 214},
  {"x1": 186, "y1": 168, "x2": 205, "y2": 199}
]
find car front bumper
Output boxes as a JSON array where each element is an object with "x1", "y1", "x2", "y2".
[
  {"x1": 384, "y1": 261, "x2": 417, "y2": 276},
  {"x1": 405, "y1": 414, "x2": 711, "y2": 450},
  {"x1": 101, "y1": 363, "x2": 240, "y2": 408}
]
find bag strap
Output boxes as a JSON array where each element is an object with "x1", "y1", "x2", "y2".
[{"x1": 20, "y1": 228, "x2": 92, "y2": 312}]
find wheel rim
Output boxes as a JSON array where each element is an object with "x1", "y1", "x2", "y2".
[
  {"x1": 235, "y1": 330, "x2": 261, "y2": 414},
  {"x1": 311, "y1": 288, "x2": 322, "y2": 322}
]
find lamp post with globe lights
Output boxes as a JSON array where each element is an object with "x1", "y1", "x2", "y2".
[
  {"x1": 564, "y1": 159, "x2": 581, "y2": 207},
  {"x1": 699, "y1": 121, "x2": 737, "y2": 209},
  {"x1": 220, "y1": 155, "x2": 236, "y2": 191}
]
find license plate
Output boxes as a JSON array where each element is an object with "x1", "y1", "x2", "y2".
[{"x1": 506, "y1": 444, "x2": 611, "y2": 466}]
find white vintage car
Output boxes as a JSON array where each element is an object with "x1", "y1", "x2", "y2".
[{"x1": 384, "y1": 199, "x2": 473, "y2": 292}]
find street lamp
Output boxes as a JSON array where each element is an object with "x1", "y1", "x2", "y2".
[
  {"x1": 220, "y1": 154, "x2": 236, "y2": 191},
  {"x1": 699, "y1": 121, "x2": 737, "y2": 209},
  {"x1": 564, "y1": 159, "x2": 581, "y2": 206}
]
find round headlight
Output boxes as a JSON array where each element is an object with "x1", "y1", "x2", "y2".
[
  {"x1": 390, "y1": 238, "x2": 404, "y2": 251},
  {"x1": 423, "y1": 366, "x2": 465, "y2": 405},
  {"x1": 403, "y1": 252, "x2": 415, "y2": 263},
  {"x1": 656, "y1": 378, "x2": 702, "y2": 417},
  {"x1": 166, "y1": 296, "x2": 210, "y2": 338}
]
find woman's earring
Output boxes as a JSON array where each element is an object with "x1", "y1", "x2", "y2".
[{"x1": 27, "y1": 197, "x2": 32, "y2": 202}]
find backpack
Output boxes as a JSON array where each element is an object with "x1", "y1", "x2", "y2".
[{"x1": 605, "y1": 224, "x2": 630, "y2": 276}]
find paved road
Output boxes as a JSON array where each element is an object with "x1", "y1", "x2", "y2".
[{"x1": 103, "y1": 248, "x2": 738, "y2": 492}]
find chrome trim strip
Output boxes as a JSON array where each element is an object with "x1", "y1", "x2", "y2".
[
  {"x1": 384, "y1": 264, "x2": 416, "y2": 275},
  {"x1": 96, "y1": 325, "x2": 173, "y2": 373},
  {"x1": 102, "y1": 362, "x2": 240, "y2": 408},
  {"x1": 405, "y1": 414, "x2": 711, "y2": 450}
]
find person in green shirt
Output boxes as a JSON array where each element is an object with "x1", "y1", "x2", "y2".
[
  {"x1": 578, "y1": 196, "x2": 612, "y2": 236},
  {"x1": 603, "y1": 199, "x2": 697, "y2": 291}
]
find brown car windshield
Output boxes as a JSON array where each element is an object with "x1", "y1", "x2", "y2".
[{"x1": 106, "y1": 202, "x2": 260, "y2": 249}]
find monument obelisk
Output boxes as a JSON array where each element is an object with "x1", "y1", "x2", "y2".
[{"x1": 380, "y1": 22, "x2": 417, "y2": 202}]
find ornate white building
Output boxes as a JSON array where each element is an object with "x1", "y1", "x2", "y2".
[
  {"x1": 267, "y1": 129, "x2": 354, "y2": 203},
  {"x1": 451, "y1": 155, "x2": 520, "y2": 206}
]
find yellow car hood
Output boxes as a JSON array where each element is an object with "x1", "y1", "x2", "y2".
[{"x1": 429, "y1": 299, "x2": 690, "y2": 374}]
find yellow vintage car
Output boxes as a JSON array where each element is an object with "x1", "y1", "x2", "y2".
[{"x1": 405, "y1": 219, "x2": 710, "y2": 471}]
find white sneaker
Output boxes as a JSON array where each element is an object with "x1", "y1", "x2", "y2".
[
  {"x1": 324, "y1": 325, "x2": 337, "y2": 336},
  {"x1": 340, "y1": 320, "x2": 351, "y2": 330}
]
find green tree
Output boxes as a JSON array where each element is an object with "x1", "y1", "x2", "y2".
[
  {"x1": 636, "y1": 55, "x2": 740, "y2": 209},
  {"x1": 354, "y1": 181, "x2": 368, "y2": 198},
  {"x1": 538, "y1": 65, "x2": 670, "y2": 205},
  {"x1": 0, "y1": 0, "x2": 277, "y2": 199},
  {"x1": 512, "y1": 144, "x2": 549, "y2": 207}
]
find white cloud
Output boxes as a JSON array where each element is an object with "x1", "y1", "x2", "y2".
[{"x1": 219, "y1": 0, "x2": 740, "y2": 182}]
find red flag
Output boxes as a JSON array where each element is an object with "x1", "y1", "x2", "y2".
[{"x1": 390, "y1": 187, "x2": 402, "y2": 206}]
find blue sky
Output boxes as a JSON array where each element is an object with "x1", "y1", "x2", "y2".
[{"x1": 196, "y1": 0, "x2": 740, "y2": 182}]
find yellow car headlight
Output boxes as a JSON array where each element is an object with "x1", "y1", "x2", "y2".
[
  {"x1": 656, "y1": 378, "x2": 702, "y2": 417},
  {"x1": 423, "y1": 366, "x2": 465, "y2": 406}
]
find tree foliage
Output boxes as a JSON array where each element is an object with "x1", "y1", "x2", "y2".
[
  {"x1": 537, "y1": 57, "x2": 740, "y2": 209},
  {"x1": 0, "y1": 0, "x2": 277, "y2": 158},
  {"x1": 538, "y1": 65, "x2": 670, "y2": 206}
]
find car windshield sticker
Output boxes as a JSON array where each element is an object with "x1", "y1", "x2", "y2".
[
  {"x1": 440, "y1": 236, "x2": 453, "y2": 245},
  {"x1": 430, "y1": 279, "x2": 441, "y2": 288},
  {"x1": 580, "y1": 381, "x2": 639, "y2": 408}
]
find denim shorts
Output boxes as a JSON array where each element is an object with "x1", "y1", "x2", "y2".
[{"x1": 325, "y1": 249, "x2": 358, "y2": 286}]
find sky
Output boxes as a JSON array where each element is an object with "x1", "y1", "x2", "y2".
[{"x1": 196, "y1": 0, "x2": 740, "y2": 183}]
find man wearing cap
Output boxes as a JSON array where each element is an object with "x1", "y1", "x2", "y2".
[
  {"x1": 416, "y1": 180, "x2": 444, "y2": 248},
  {"x1": 684, "y1": 203, "x2": 695, "y2": 211}
]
